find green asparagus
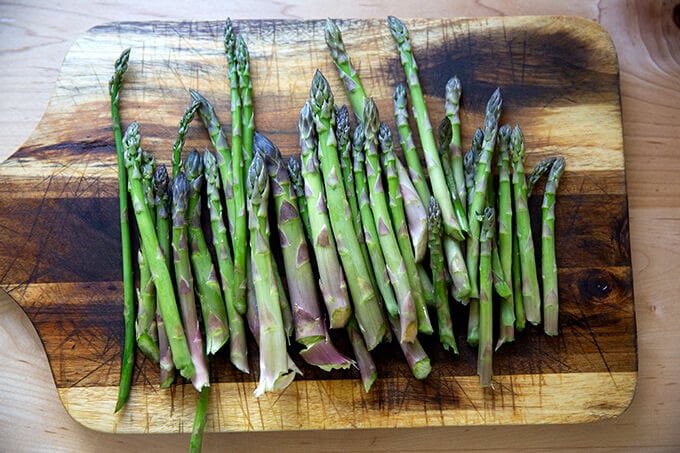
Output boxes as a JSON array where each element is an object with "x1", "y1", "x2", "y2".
[
  {"x1": 171, "y1": 100, "x2": 201, "y2": 178},
  {"x1": 542, "y1": 157, "x2": 565, "y2": 336},
  {"x1": 445, "y1": 76, "x2": 467, "y2": 209},
  {"x1": 478, "y1": 207, "x2": 495, "y2": 388},
  {"x1": 496, "y1": 125, "x2": 515, "y2": 348},
  {"x1": 236, "y1": 34, "x2": 254, "y2": 170}
]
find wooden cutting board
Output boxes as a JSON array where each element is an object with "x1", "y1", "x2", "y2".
[{"x1": 0, "y1": 17, "x2": 636, "y2": 433}]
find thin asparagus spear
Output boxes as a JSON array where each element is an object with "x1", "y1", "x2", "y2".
[
  {"x1": 170, "y1": 172, "x2": 209, "y2": 390},
  {"x1": 478, "y1": 207, "x2": 495, "y2": 388},
  {"x1": 496, "y1": 124, "x2": 515, "y2": 349},
  {"x1": 346, "y1": 316, "x2": 377, "y2": 392},
  {"x1": 388, "y1": 16, "x2": 462, "y2": 240},
  {"x1": 362, "y1": 99, "x2": 417, "y2": 343},
  {"x1": 248, "y1": 153, "x2": 297, "y2": 397},
  {"x1": 393, "y1": 83, "x2": 431, "y2": 206},
  {"x1": 236, "y1": 34, "x2": 254, "y2": 170},
  {"x1": 513, "y1": 232, "x2": 526, "y2": 331},
  {"x1": 298, "y1": 101, "x2": 352, "y2": 329},
  {"x1": 395, "y1": 157, "x2": 428, "y2": 263},
  {"x1": 153, "y1": 165, "x2": 176, "y2": 387},
  {"x1": 110, "y1": 48, "x2": 134, "y2": 413},
  {"x1": 258, "y1": 132, "x2": 353, "y2": 370},
  {"x1": 123, "y1": 122, "x2": 195, "y2": 381},
  {"x1": 429, "y1": 197, "x2": 458, "y2": 353},
  {"x1": 287, "y1": 155, "x2": 313, "y2": 244},
  {"x1": 379, "y1": 122, "x2": 433, "y2": 336},
  {"x1": 511, "y1": 124, "x2": 542, "y2": 325},
  {"x1": 135, "y1": 150, "x2": 160, "y2": 363},
  {"x1": 324, "y1": 18, "x2": 368, "y2": 119},
  {"x1": 310, "y1": 71, "x2": 387, "y2": 349},
  {"x1": 203, "y1": 149, "x2": 249, "y2": 373},
  {"x1": 189, "y1": 386, "x2": 209, "y2": 453},
  {"x1": 464, "y1": 129, "x2": 484, "y2": 212},
  {"x1": 388, "y1": 316, "x2": 432, "y2": 380},
  {"x1": 542, "y1": 157, "x2": 565, "y2": 336},
  {"x1": 171, "y1": 100, "x2": 201, "y2": 178},
  {"x1": 225, "y1": 19, "x2": 248, "y2": 324},
  {"x1": 353, "y1": 127, "x2": 400, "y2": 319},
  {"x1": 438, "y1": 118, "x2": 469, "y2": 236},
  {"x1": 185, "y1": 150, "x2": 230, "y2": 355},
  {"x1": 466, "y1": 88, "x2": 502, "y2": 299},
  {"x1": 527, "y1": 156, "x2": 558, "y2": 197},
  {"x1": 445, "y1": 76, "x2": 467, "y2": 210}
]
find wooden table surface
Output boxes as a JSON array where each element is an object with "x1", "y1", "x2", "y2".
[{"x1": 0, "y1": 0, "x2": 678, "y2": 451}]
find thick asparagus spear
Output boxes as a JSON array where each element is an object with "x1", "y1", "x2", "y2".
[
  {"x1": 388, "y1": 316, "x2": 432, "y2": 380},
  {"x1": 510, "y1": 125, "x2": 542, "y2": 325},
  {"x1": 395, "y1": 157, "x2": 428, "y2": 263},
  {"x1": 109, "y1": 48, "x2": 134, "y2": 413},
  {"x1": 310, "y1": 71, "x2": 387, "y2": 349},
  {"x1": 170, "y1": 172, "x2": 209, "y2": 390},
  {"x1": 388, "y1": 16, "x2": 462, "y2": 240},
  {"x1": 225, "y1": 19, "x2": 248, "y2": 323},
  {"x1": 542, "y1": 157, "x2": 565, "y2": 336},
  {"x1": 257, "y1": 132, "x2": 353, "y2": 370},
  {"x1": 346, "y1": 317, "x2": 377, "y2": 392},
  {"x1": 379, "y1": 122, "x2": 433, "y2": 336},
  {"x1": 362, "y1": 99, "x2": 417, "y2": 343},
  {"x1": 324, "y1": 18, "x2": 368, "y2": 119},
  {"x1": 203, "y1": 149, "x2": 249, "y2": 373},
  {"x1": 298, "y1": 101, "x2": 352, "y2": 329},
  {"x1": 123, "y1": 121, "x2": 195, "y2": 381},
  {"x1": 185, "y1": 150, "x2": 230, "y2": 355},
  {"x1": 236, "y1": 34, "x2": 254, "y2": 170},
  {"x1": 171, "y1": 100, "x2": 201, "y2": 178},
  {"x1": 445, "y1": 76, "x2": 467, "y2": 209},
  {"x1": 153, "y1": 165, "x2": 175, "y2": 388},
  {"x1": 248, "y1": 153, "x2": 297, "y2": 397},
  {"x1": 478, "y1": 207, "x2": 495, "y2": 388},
  {"x1": 496, "y1": 125, "x2": 515, "y2": 349},
  {"x1": 429, "y1": 197, "x2": 458, "y2": 353}
]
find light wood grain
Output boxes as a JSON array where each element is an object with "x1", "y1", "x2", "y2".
[{"x1": 1, "y1": 0, "x2": 679, "y2": 451}]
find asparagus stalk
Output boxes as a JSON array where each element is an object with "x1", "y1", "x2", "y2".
[
  {"x1": 153, "y1": 165, "x2": 176, "y2": 387},
  {"x1": 429, "y1": 197, "x2": 458, "y2": 353},
  {"x1": 171, "y1": 100, "x2": 201, "y2": 178},
  {"x1": 444, "y1": 237, "x2": 471, "y2": 301},
  {"x1": 352, "y1": 127, "x2": 400, "y2": 319},
  {"x1": 513, "y1": 232, "x2": 526, "y2": 331},
  {"x1": 346, "y1": 317, "x2": 377, "y2": 392},
  {"x1": 379, "y1": 122, "x2": 433, "y2": 336},
  {"x1": 467, "y1": 299, "x2": 480, "y2": 347},
  {"x1": 203, "y1": 149, "x2": 249, "y2": 373},
  {"x1": 388, "y1": 16, "x2": 463, "y2": 240},
  {"x1": 388, "y1": 316, "x2": 432, "y2": 380},
  {"x1": 189, "y1": 386, "x2": 209, "y2": 453},
  {"x1": 362, "y1": 99, "x2": 417, "y2": 343},
  {"x1": 248, "y1": 153, "x2": 297, "y2": 397},
  {"x1": 393, "y1": 83, "x2": 431, "y2": 206},
  {"x1": 185, "y1": 150, "x2": 230, "y2": 355},
  {"x1": 527, "y1": 156, "x2": 558, "y2": 197},
  {"x1": 445, "y1": 76, "x2": 467, "y2": 209},
  {"x1": 510, "y1": 125, "x2": 542, "y2": 325},
  {"x1": 478, "y1": 207, "x2": 495, "y2": 388},
  {"x1": 257, "y1": 132, "x2": 353, "y2": 370},
  {"x1": 324, "y1": 18, "x2": 368, "y2": 119},
  {"x1": 170, "y1": 172, "x2": 209, "y2": 390},
  {"x1": 287, "y1": 155, "x2": 313, "y2": 244},
  {"x1": 109, "y1": 48, "x2": 134, "y2": 413},
  {"x1": 496, "y1": 124, "x2": 515, "y2": 349},
  {"x1": 438, "y1": 118, "x2": 469, "y2": 236},
  {"x1": 395, "y1": 157, "x2": 428, "y2": 263},
  {"x1": 225, "y1": 19, "x2": 249, "y2": 323},
  {"x1": 542, "y1": 157, "x2": 565, "y2": 336},
  {"x1": 122, "y1": 122, "x2": 195, "y2": 381},
  {"x1": 298, "y1": 101, "x2": 352, "y2": 329},
  {"x1": 466, "y1": 88, "x2": 502, "y2": 299},
  {"x1": 464, "y1": 128, "x2": 484, "y2": 212},
  {"x1": 310, "y1": 71, "x2": 387, "y2": 349},
  {"x1": 236, "y1": 34, "x2": 254, "y2": 170}
]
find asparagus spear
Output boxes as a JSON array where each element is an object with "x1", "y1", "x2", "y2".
[
  {"x1": 122, "y1": 122, "x2": 195, "y2": 381},
  {"x1": 513, "y1": 232, "x2": 526, "y2": 331},
  {"x1": 392, "y1": 83, "x2": 431, "y2": 206},
  {"x1": 189, "y1": 386, "x2": 209, "y2": 453},
  {"x1": 170, "y1": 172, "x2": 209, "y2": 390},
  {"x1": 379, "y1": 122, "x2": 433, "y2": 336},
  {"x1": 388, "y1": 316, "x2": 432, "y2": 380},
  {"x1": 527, "y1": 156, "x2": 558, "y2": 197},
  {"x1": 510, "y1": 125, "x2": 542, "y2": 325},
  {"x1": 185, "y1": 150, "x2": 230, "y2": 355},
  {"x1": 248, "y1": 153, "x2": 297, "y2": 397},
  {"x1": 225, "y1": 19, "x2": 249, "y2": 324},
  {"x1": 388, "y1": 16, "x2": 463, "y2": 240},
  {"x1": 429, "y1": 197, "x2": 458, "y2": 353},
  {"x1": 445, "y1": 76, "x2": 467, "y2": 210},
  {"x1": 346, "y1": 317, "x2": 377, "y2": 392},
  {"x1": 287, "y1": 155, "x2": 313, "y2": 244},
  {"x1": 464, "y1": 128, "x2": 484, "y2": 212},
  {"x1": 362, "y1": 99, "x2": 417, "y2": 343},
  {"x1": 438, "y1": 118, "x2": 469, "y2": 236},
  {"x1": 466, "y1": 88, "x2": 502, "y2": 299},
  {"x1": 542, "y1": 157, "x2": 565, "y2": 336},
  {"x1": 171, "y1": 100, "x2": 201, "y2": 178},
  {"x1": 478, "y1": 207, "x2": 495, "y2": 388},
  {"x1": 298, "y1": 101, "x2": 352, "y2": 329},
  {"x1": 203, "y1": 149, "x2": 249, "y2": 373},
  {"x1": 109, "y1": 48, "x2": 134, "y2": 413},
  {"x1": 310, "y1": 71, "x2": 387, "y2": 349},
  {"x1": 395, "y1": 157, "x2": 428, "y2": 263},
  {"x1": 257, "y1": 132, "x2": 353, "y2": 370},
  {"x1": 236, "y1": 34, "x2": 254, "y2": 170},
  {"x1": 153, "y1": 165, "x2": 175, "y2": 387},
  {"x1": 324, "y1": 18, "x2": 368, "y2": 119},
  {"x1": 496, "y1": 125, "x2": 515, "y2": 349},
  {"x1": 352, "y1": 126, "x2": 400, "y2": 319}
]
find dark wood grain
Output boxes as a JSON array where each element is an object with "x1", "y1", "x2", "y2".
[{"x1": 0, "y1": 17, "x2": 635, "y2": 432}]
